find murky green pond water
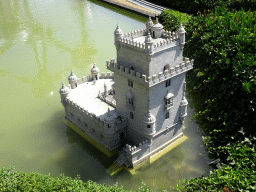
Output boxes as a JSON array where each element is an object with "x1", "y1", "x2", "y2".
[{"x1": 0, "y1": 0, "x2": 211, "y2": 191}]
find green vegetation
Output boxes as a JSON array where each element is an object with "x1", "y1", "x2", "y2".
[
  {"x1": 159, "y1": 2, "x2": 256, "y2": 191},
  {"x1": 0, "y1": 167, "x2": 167, "y2": 192},
  {"x1": 148, "y1": 0, "x2": 256, "y2": 15},
  {"x1": 159, "y1": 9, "x2": 191, "y2": 31}
]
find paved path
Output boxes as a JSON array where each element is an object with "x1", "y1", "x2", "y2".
[{"x1": 101, "y1": 0, "x2": 160, "y2": 17}]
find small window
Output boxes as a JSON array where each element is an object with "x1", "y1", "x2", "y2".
[
  {"x1": 130, "y1": 112, "x2": 134, "y2": 119},
  {"x1": 165, "y1": 79, "x2": 171, "y2": 87},
  {"x1": 147, "y1": 125, "x2": 151, "y2": 128},
  {"x1": 107, "y1": 124, "x2": 111, "y2": 128},
  {"x1": 130, "y1": 66, "x2": 134, "y2": 70},
  {"x1": 100, "y1": 134, "x2": 104, "y2": 138},
  {"x1": 165, "y1": 112, "x2": 169, "y2": 119},
  {"x1": 128, "y1": 79, "x2": 133, "y2": 87}
]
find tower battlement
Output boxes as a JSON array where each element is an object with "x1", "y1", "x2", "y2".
[{"x1": 107, "y1": 57, "x2": 193, "y2": 87}]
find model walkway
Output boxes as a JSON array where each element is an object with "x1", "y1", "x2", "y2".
[{"x1": 128, "y1": 0, "x2": 169, "y2": 14}]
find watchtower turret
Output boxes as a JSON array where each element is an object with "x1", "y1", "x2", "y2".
[
  {"x1": 143, "y1": 110, "x2": 156, "y2": 140},
  {"x1": 146, "y1": 16, "x2": 153, "y2": 32},
  {"x1": 179, "y1": 82, "x2": 188, "y2": 124},
  {"x1": 178, "y1": 23, "x2": 186, "y2": 49},
  {"x1": 114, "y1": 24, "x2": 123, "y2": 46},
  {"x1": 145, "y1": 32, "x2": 153, "y2": 55},
  {"x1": 91, "y1": 62, "x2": 99, "y2": 80},
  {"x1": 104, "y1": 108, "x2": 116, "y2": 134},
  {"x1": 59, "y1": 81, "x2": 70, "y2": 106},
  {"x1": 68, "y1": 70, "x2": 77, "y2": 89}
]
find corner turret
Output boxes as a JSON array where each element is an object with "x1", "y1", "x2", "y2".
[
  {"x1": 143, "y1": 110, "x2": 156, "y2": 139},
  {"x1": 104, "y1": 108, "x2": 116, "y2": 134},
  {"x1": 68, "y1": 70, "x2": 77, "y2": 89},
  {"x1": 145, "y1": 31, "x2": 153, "y2": 55},
  {"x1": 179, "y1": 82, "x2": 188, "y2": 124},
  {"x1": 114, "y1": 24, "x2": 123, "y2": 45},
  {"x1": 146, "y1": 16, "x2": 153, "y2": 32},
  {"x1": 91, "y1": 62, "x2": 99, "y2": 80},
  {"x1": 178, "y1": 23, "x2": 186, "y2": 49},
  {"x1": 59, "y1": 81, "x2": 70, "y2": 106}
]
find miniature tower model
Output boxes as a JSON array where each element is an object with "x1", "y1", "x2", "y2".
[{"x1": 60, "y1": 18, "x2": 193, "y2": 168}]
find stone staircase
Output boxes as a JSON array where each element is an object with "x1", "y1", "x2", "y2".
[
  {"x1": 128, "y1": 0, "x2": 169, "y2": 14},
  {"x1": 114, "y1": 149, "x2": 131, "y2": 167}
]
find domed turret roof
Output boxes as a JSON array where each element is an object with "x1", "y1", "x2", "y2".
[
  {"x1": 143, "y1": 110, "x2": 155, "y2": 123},
  {"x1": 145, "y1": 31, "x2": 153, "y2": 43},
  {"x1": 152, "y1": 17, "x2": 163, "y2": 29},
  {"x1": 114, "y1": 24, "x2": 123, "y2": 35},
  {"x1": 104, "y1": 108, "x2": 116, "y2": 123},
  {"x1": 68, "y1": 70, "x2": 77, "y2": 81},
  {"x1": 91, "y1": 62, "x2": 99, "y2": 74},
  {"x1": 180, "y1": 95, "x2": 188, "y2": 106},
  {"x1": 146, "y1": 16, "x2": 153, "y2": 26},
  {"x1": 177, "y1": 23, "x2": 186, "y2": 34},
  {"x1": 59, "y1": 81, "x2": 70, "y2": 94}
]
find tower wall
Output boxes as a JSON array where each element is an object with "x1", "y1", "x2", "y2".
[
  {"x1": 150, "y1": 45, "x2": 183, "y2": 77},
  {"x1": 149, "y1": 73, "x2": 185, "y2": 134},
  {"x1": 117, "y1": 46, "x2": 150, "y2": 76},
  {"x1": 114, "y1": 72, "x2": 149, "y2": 138}
]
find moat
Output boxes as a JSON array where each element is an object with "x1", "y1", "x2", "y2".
[{"x1": 0, "y1": 0, "x2": 211, "y2": 191}]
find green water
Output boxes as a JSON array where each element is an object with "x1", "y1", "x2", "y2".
[{"x1": 0, "y1": 0, "x2": 211, "y2": 191}]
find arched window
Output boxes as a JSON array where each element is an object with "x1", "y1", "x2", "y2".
[
  {"x1": 130, "y1": 112, "x2": 134, "y2": 119},
  {"x1": 165, "y1": 112, "x2": 169, "y2": 119},
  {"x1": 130, "y1": 66, "x2": 134, "y2": 71},
  {"x1": 107, "y1": 124, "x2": 111, "y2": 128}
]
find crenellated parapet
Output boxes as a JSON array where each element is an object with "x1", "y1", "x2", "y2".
[
  {"x1": 117, "y1": 27, "x2": 181, "y2": 54},
  {"x1": 106, "y1": 57, "x2": 194, "y2": 87},
  {"x1": 107, "y1": 58, "x2": 149, "y2": 86},
  {"x1": 148, "y1": 57, "x2": 194, "y2": 87},
  {"x1": 125, "y1": 139, "x2": 149, "y2": 154},
  {"x1": 152, "y1": 37, "x2": 180, "y2": 53},
  {"x1": 123, "y1": 28, "x2": 146, "y2": 39},
  {"x1": 65, "y1": 97, "x2": 105, "y2": 127},
  {"x1": 119, "y1": 37, "x2": 146, "y2": 53}
]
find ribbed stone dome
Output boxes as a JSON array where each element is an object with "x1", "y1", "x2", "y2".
[
  {"x1": 91, "y1": 62, "x2": 99, "y2": 74},
  {"x1": 177, "y1": 23, "x2": 186, "y2": 34},
  {"x1": 151, "y1": 17, "x2": 163, "y2": 29},
  {"x1": 145, "y1": 32, "x2": 153, "y2": 43},
  {"x1": 59, "y1": 82, "x2": 69, "y2": 94},
  {"x1": 114, "y1": 24, "x2": 123, "y2": 34},
  {"x1": 68, "y1": 70, "x2": 77, "y2": 81},
  {"x1": 143, "y1": 110, "x2": 155, "y2": 123},
  {"x1": 104, "y1": 108, "x2": 116, "y2": 123}
]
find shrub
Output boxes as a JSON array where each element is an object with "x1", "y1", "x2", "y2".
[
  {"x1": 183, "y1": 6, "x2": 256, "y2": 160},
  {"x1": 147, "y1": 0, "x2": 256, "y2": 16},
  {"x1": 159, "y1": 9, "x2": 192, "y2": 31},
  {"x1": 176, "y1": 135, "x2": 256, "y2": 191}
]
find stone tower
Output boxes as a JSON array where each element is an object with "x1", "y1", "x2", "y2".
[{"x1": 108, "y1": 18, "x2": 192, "y2": 152}]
